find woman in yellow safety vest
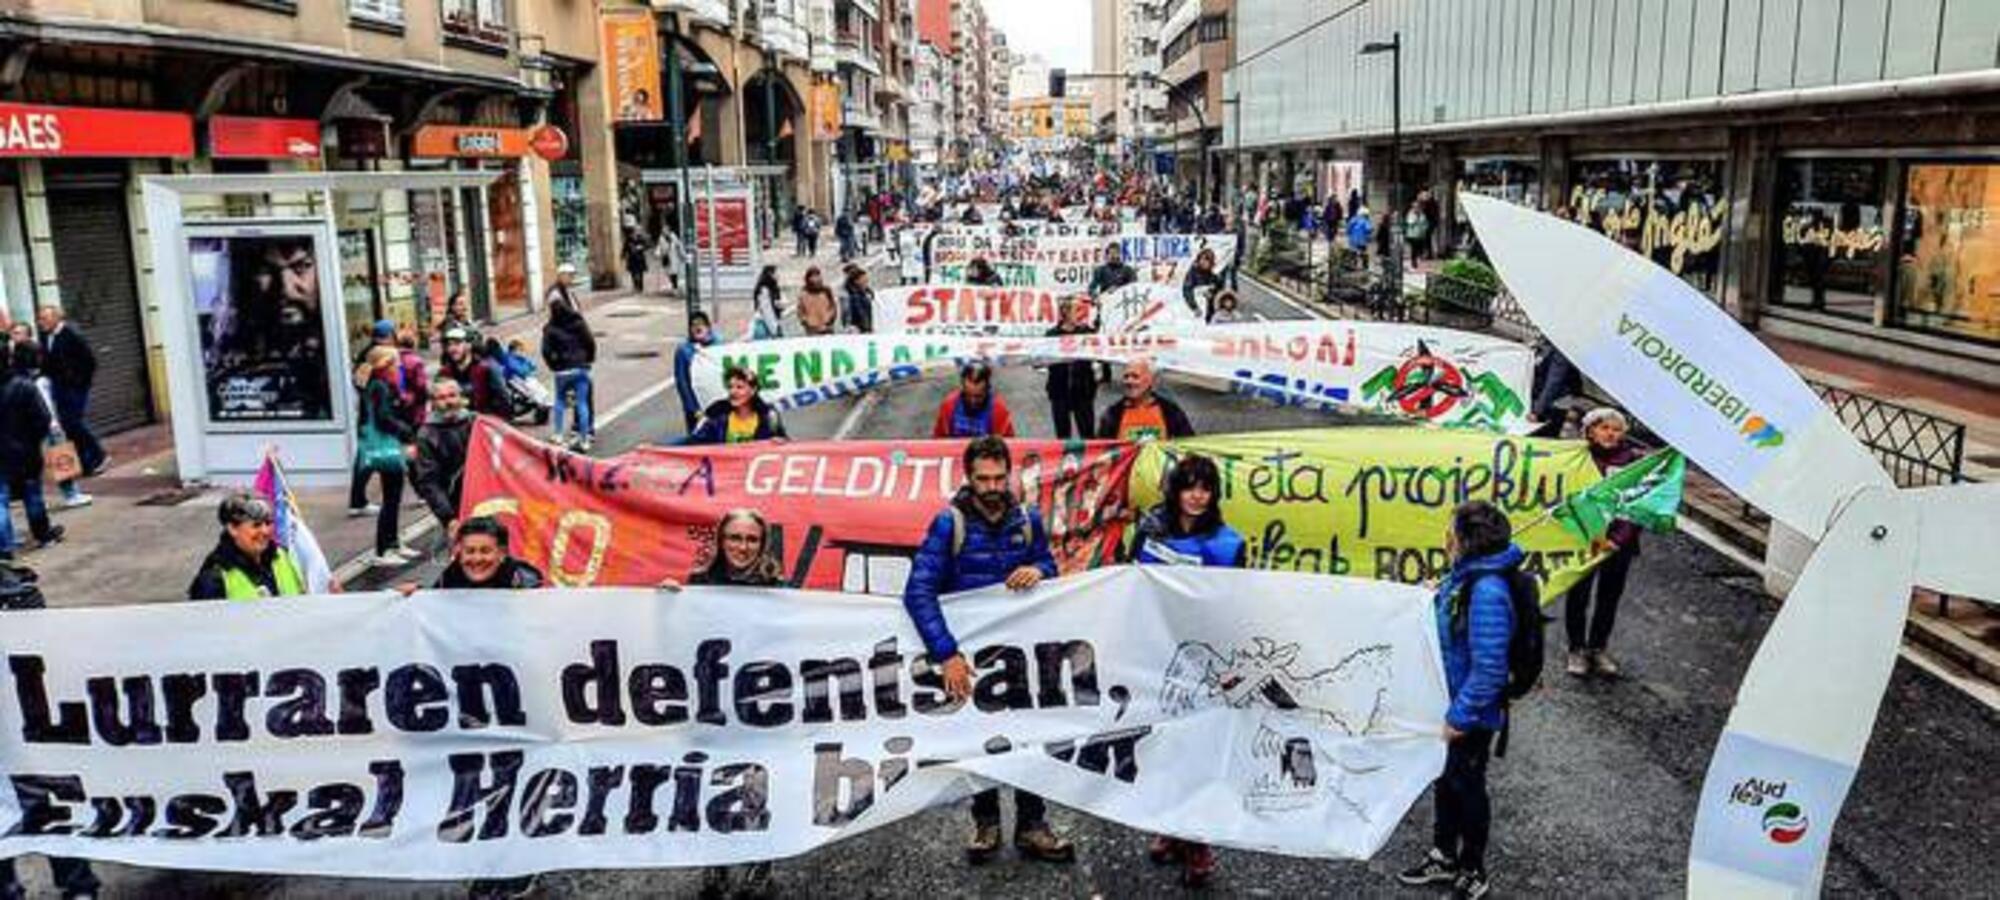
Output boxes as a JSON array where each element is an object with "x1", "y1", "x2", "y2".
[{"x1": 187, "y1": 493, "x2": 307, "y2": 601}]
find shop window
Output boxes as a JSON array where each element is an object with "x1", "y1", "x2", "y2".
[
  {"x1": 1567, "y1": 158, "x2": 1727, "y2": 294},
  {"x1": 1773, "y1": 159, "x2": 1886, "y2": 322},
  {"x1": 1457, "y1": 159, "x2": 1541, "y2": 211},
  {"x1": 350, "y1": 0, "x2": 404, "y2": 27},
  {"x1": 442, "y1": 0, "x2": 509, "y2": 46},
  {"x1": 0, "y1": 184, "x2": 34, "y2": 324},
  {"x1": 1896, "y1": 163, "x2": 2000, "y2": 343}
]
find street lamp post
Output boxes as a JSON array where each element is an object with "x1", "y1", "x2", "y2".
[
  {"x1": 665, "y1": 11, "x2": 702, "y2": 325},
  {"x1": 1361, "y1": 32, "x2": 1402, "y2": 307},
  {"x1": 1221, "y1": 94, "x2": 1240, "y2": 216}
]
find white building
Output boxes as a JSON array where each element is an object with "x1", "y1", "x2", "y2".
[
  {"x1": 1120, "y1": 0, "x2": 1169, "y2": 152},
  {"x1": 911, "y1": 40, "x2": 950, "y2": 169}
]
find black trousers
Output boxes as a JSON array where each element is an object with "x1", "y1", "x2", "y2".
[
  {"x1": 351, "y1": 464, "x2": 406, "y2": 555},
  {"x1": 1565, "y1": 542, "x2": 1637, "y2": 651},
  {"x1": 1432, "y1": 728, "x2": 1494, "y2": 874},
  {"x1": 1048, "y1": 384, "x2": 1097, "y2": 440},
  {"x1": 971, "y1": 787, "x2": 1047, "y2": 830}
]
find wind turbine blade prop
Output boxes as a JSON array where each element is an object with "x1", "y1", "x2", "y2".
[
  {"x1": 1910, "y1": 482, "x2": 2000, "y2": 600},
  {"x1": 1688, "y1": 486, "x2": 1915, "y2": 897},
  {"x1": 1457, "y1": 194, "x2": 1889, "y2": 537}
]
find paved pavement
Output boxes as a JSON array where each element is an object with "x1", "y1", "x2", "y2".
[{"x1": 15, "y1": 259, "x2": 2000, "y2": 897}]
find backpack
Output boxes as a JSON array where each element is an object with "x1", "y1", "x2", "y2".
[
  {"x1": 1452, "y1": 564, "x2": 1544, "y2": 757},
  {"x1": 0, "y1": 562, "x2": 46, "y2": 611}
]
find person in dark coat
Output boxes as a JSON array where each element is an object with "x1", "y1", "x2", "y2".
[
  {"x1": 685, "y1": 365, "x2": 787, "y2": 445},
  {"x1": 1182, "y1": 248, "x2": 1223, "y2": 319},
  {"x1": 1087, "y1": 242, "x2": 1137, "y2": 297},
  {"x1": 438, "y1": 328, "x2": 509, "y2": 419},
  {"x1": 1042, "y1": 296, "x2": 1101, "y2": 440},
  {"x1": 1564, "y1": 408, "x2": 1644, "y2": 678},
  {"x1": 353, "y1": 346, "x2": 417, "y2": 566},
  {"x1": 0, "y1": 344, "x2": 62, "y2": 557},
  {"x1": 964, "y1": 257, "x2": 1005, "y2": 287},
  {"x1": 1097, "y1": 359, "x2": 1196, "y2": 441},
  {"x1": 842, "y1": 265, "x2": 876, "y2": 333},
  {"x1": 412, "y1": 378, "x2": 475, "y2": 531},
  {"x1": 899, "y1": 436, "x2": 1071, "y2": 865},
  {"x1": 541, "y1": 293, "x2": 598, "y2": 451},
  {"x1": 34, "y1": 306, "x2": 103, "y2": 476},
  {"x1": 673, "y1": 312, "x2": 720, "y2": 432}
]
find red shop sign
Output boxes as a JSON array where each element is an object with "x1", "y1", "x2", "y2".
[
  {"x1": 528, "y1": 125, "x2": 569, "y2": 161},
  {"x1": 0, "y1": 102, "x2": 194, "y2": 158},
  {"x1": 210, "y1": 116, "x2": 323, "y2": 159}
]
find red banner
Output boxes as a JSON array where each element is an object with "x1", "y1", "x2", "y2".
[
  {"x1": 209, "y1": 116, "x2": 322, "y2": 159},
  {"x1": 0, "y1": 102, "x2": 193, "y2": 158},
  {"x1": 459, "y1": 419, "x2": 1137, "y2": 592}
]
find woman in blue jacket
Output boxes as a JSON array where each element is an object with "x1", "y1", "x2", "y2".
[
  {"x1": 1398, "y1": 500, "x2": 1522, "y2": 900},
  {"x1": 1127, "y1": 454, "x2": 1243, "y2": 886},
  {"x1": 672, "y1": 312, "x2": 719, "y2": 433}
]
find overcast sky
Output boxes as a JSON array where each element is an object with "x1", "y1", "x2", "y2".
[{"x1": 985, "y1": 0, "x2": 1092, "y2": 71}]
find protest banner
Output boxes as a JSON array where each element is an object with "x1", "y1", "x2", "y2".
[
  {"x1": 695, "y1": 320, "x2": 1533, "y2": 431},
  {"x1": 458, "y1": 419, "x2": 1136, "y2": 593},
  {"x1": 0, "y1": 567, "x2": 1447, "y2": 877},
  {"x1": 929, "y1": 233, "x2": 1237, "y2": 290},
  {"x1": 1131, "y1": 428, "x2": 1605, "y2": 596},
  {"x1": 930, "y1": 220, "x2": 1139, "y2": 239},
  {"x1": 871, "y1": 283, "x2": 1198, "y2": 337}
]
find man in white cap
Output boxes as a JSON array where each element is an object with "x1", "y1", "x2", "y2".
[{"x1": 545, "y1": 262, "x2": 581, "y2": 314}]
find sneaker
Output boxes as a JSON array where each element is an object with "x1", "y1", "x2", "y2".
[
  {"x1": 1148, "y1": 834, "x2": 1182, "y2": 864},
  {"x1": 1181, "y1": 841, "x2": 1217, "y2": 887},
  {"x1": 31, "y1": 526, "x2": 64, "y2": 550},
  {"x1": 578, "y1": 436, "x2": 594, "y2": 453},
  {"x1": 59, "y1": 492, "x2": 93, "y2": 509},
  {"x1": 966, "y1": 823, "x2": 1003, "y2": 864},
  {"x1": 391, "y1": 545, "x2": 426, "y2": 562},
  {"x1": 368, "y1": 551, "x2": 407, "y2": 568},
  {"x1": 1565, "y1": 650, "x2": 1590, "y2": 677},
  {"x1": 1014, "y1": 825, "x2": 1076, "y2": 863},
  {"x1": 1396, "y1": 848, "x2": 1459, "y2": 886},
  {"x1": 347, "y1": 504, "x2": 380, "y2": 518},
  {"x1": 1452, "y1": 869, "x2": 1491, "y2": 900},
  {"x1": 1591, "y1": 650, "x2": 1622, "y2": 677}
]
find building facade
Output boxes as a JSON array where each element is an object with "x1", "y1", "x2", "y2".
[
  {"x1": 1158, "y1": 0, "x2": 1231, "y2": 198},
  {"x1": 0, "y1": 0, "x2": 624, "y2": 434},
  {"x1": 1091, "y1": 0, "x2": 1123, "y2": 140},
  {"x1": 1229, "y1": 0, "x2": 2000, "y2": 388},
  {"x1": 1120, "y1": 0, "x2": 1168, "y2": 163}
]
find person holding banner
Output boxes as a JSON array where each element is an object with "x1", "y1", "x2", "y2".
[
  {"x1": 1042, "y1": 296, "x2": 1102, "y2": 440},
  {"x1": 1398, "y1": 500, "x2": 1528, "y2": 900},
  {"x1": 686, "y1": 365, "x2": 788, "y2": 445},
  {"x1": 1087, "y1": 243, "x2": 1136, "y2": 297},
  {"x1": 1563, "y1": 408, "x2": 1643, "y2": 679},
  {"x1": 1127, "y1": 454, "x2": 1245, "y2": 887},
  {"x1": 932, "y1": 362, "x2": 1016, "y2": 439},
  {"x1": 1096, "y1": 359, "x2": 1195, "y2": 442},
  {"x1": 901, "y1": 436, "x2": 1074, "y2": 866},
  {"x1": 186, "y1": 493, "x2": 306, "y2": 601},
  {"x1": 965, "y1": 256, "x2": 1005, "y2": 287},
  {"x1": 674, "y1": 313, "x2": 721, "y2": 432},
  {"x1": 842, "y1": 265, "x2": 876, "y2": 334},
  {"x1": 1183, "y1": 248, "x2": 1223, "y2": 320}
]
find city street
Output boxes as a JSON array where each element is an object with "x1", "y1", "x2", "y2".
[{"x1": 42, "y1": 269, "x2": 1997, "y2": 899}]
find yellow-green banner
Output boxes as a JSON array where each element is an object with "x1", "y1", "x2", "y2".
[{"x1": 1133, "y1": 428, "x2": 1605, "y2": 598}]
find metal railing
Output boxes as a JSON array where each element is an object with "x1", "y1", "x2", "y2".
[{"x1": 1807, "y1": 382, "x2": 1968, "y2": 488}]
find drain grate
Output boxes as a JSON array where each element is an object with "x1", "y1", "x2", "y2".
[
  {"x1": 605, "y1": 309, "x2": 651, "y2": 319},
  {"x1": 136, "y1": 486, "x2": 208, "y2": 507}
]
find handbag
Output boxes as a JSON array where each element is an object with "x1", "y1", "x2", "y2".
[
  {"x1": 42, "y1": 439, "x2": 81, "y2": 483},
  {"x1": 355, "y1": 420, "x2": 406, "y2": 475}
]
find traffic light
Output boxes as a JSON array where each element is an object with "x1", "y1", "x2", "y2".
[{"x1": 1049, "y1": 68, "x2": 1066, "y2": 98}]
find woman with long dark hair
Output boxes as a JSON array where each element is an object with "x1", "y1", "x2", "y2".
[{"x1": 1127, "y1": 453, "x2": 1244, "y2": 886}]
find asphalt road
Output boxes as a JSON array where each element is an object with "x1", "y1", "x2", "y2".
[{"x1": 64, "y1": 271, "x2": 2000, "y2": 898}]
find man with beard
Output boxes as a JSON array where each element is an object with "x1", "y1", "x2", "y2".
[
  {"x1": 437, "y1": 328, "x2": 510, "y2": 418},
  {"x1": 900, "y1": 436, "x2": 1072, "y2": 866},
  {"x1": 412, "y1": 378, "x2": 475, "y2": 538}
]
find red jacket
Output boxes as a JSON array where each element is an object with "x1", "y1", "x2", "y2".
[{"x1": 932, "y1": 389, "x2": 1015, "y2": 439}]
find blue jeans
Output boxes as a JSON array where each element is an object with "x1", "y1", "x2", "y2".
[
  {"x1": 50, "y1": 384, "x2": 104, "y2": 473},
  {"x1": 0, "y1": 477, "x2": 51, "y2": 552},
  {"x1": 553, "y1": 369, "x2": 593, "y2": 438}
]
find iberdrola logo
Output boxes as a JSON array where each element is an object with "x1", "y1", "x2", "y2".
[{"x1": 1761, "y1": 802, "x2": 1809, "y2": 845}]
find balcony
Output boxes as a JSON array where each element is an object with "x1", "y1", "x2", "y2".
[
  {"x1": 834, "y1": 35, "x2": 881, "y2": 75},
  {"x1": 841, "y1": 98, "x2": 882, "y2": 132},
  {"x1": 755, "y1": 7, "x2": 811, "y2": 61},
  {"x1": 655, "y1": 0, "x2": 732, "y2": 29},
  {"x1": 841, "y1": 0, "x2": 880, "y2": 20},
  {"x1": 876, "y1": 73, "x2": 905, "y2": 100}
]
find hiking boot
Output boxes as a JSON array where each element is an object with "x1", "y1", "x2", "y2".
[
  {"x1": 1396, "y1": 848, "x2": 1459, "y2": 886},
  {"x1": 1148, "y1": 834, "x2": 1182, "y2": 864},
  {"x1": 1014, "y1": 825, "x2": 1076, "y2": 863},
  {"x1": 965, "y1": 823, "x2": 1003, "y2": 864},
  {"x1": 1452, "y1": 869, "x2": 1491, "y2": 900},
  {"x1": 1591, "y1": 650, "x2": 1622, "y2": 677},
  {"x1": 1181, "y1": 841, "x2": 1217, "y2": 887},
  {"x1": 1565, "y1": 650, "x2": 1589, "y2": 677}
]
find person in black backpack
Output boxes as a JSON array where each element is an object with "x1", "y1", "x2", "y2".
[{"x1": 1397, "y1": 500, "x2": 1536, "y2": 900}]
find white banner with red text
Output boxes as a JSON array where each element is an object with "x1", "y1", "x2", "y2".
[
  {"x1": 871, "y1": 283, "x2": 1199, "y2": 337},
  {"x1": 0, "y1": 567, "x2": 1446, "y2": 877}
]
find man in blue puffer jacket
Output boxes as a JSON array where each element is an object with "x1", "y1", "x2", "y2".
[
  {"x1": 1398, "y1": 500, "x2": 1521, "y2": 900},
  {"x1": 901, "y1": 435, "x2": 1071, "y2": 866}
]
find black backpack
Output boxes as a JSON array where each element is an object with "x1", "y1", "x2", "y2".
[
  {"x1": 0, "y1": 562, "x2": 46, "y2": 611},
  {"x1": 1452, "y1": 564, "x2": 1544, "y2": 756}
]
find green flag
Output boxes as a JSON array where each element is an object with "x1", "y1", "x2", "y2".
[{"x1": 1552, "y1": 448, "x2": 1687, "y2": 542}]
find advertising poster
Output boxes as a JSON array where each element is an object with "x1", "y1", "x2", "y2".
[
  {"x1": 1897, "y1": 163, "x2": 2000, "y2": 341},
  {"x1": 602, "y1": 10, "x2": 663, "y2": 122},
  {"x1": 186, "y1": 233, "x2": 334, "y2": 424}
]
